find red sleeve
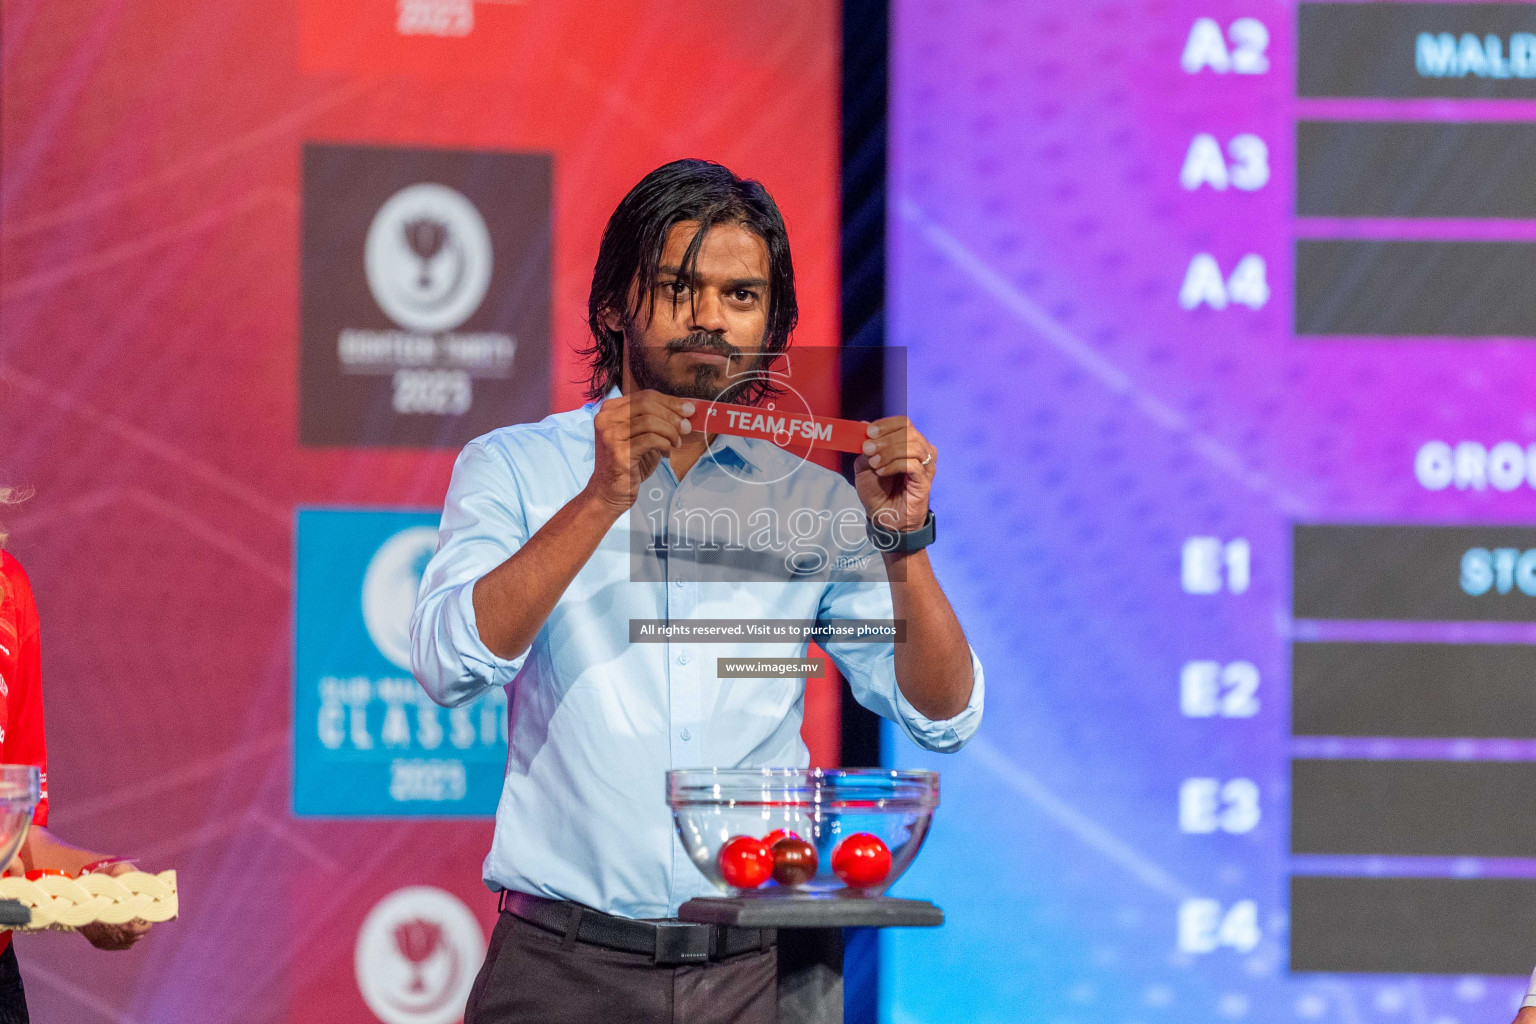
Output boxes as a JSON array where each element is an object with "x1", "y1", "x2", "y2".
[{"x1": 1, "y1": 557, "x2": 48, "y2": 828}]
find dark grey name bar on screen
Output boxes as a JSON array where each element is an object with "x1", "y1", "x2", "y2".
[
  {"x1": 1293, "y1": 758, "x2": 1536, "y2": 858},
  {"x1": 1296, "y1": 241, "x2": 1536, "y2": 338},
  {"x1": 1293, "y1": 641, "x2": 1536, "y2": 737},
  {"x1": 1299, "y1": 121, "x2": 1536, "y2": 218},
  {"x1": 1300, "y1": 3, "x2": 1536, "y2": 98},
  {"x1": 1293, "y1": 524, "x2": 1536, "y2": 621},
  {"x1": 1292, "y1": 876, "x2": 1536, "y2": 974}
]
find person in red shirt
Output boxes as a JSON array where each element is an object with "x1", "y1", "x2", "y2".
[{"x1": 0, "y1": 490, "x2": 147, "y2": 1023}]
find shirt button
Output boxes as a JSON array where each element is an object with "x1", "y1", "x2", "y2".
[
  {"x1": 677, "y1": 652, "x2": 691, "y2": 665},
  {"x1": 680, "y1": 727, "x2": 693, "y2": 742}
]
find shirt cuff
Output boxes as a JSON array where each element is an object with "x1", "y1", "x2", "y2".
[
  {"x1": 892, "y1": 645, "x2": 985, "y2": 753},
  {"x1": 449, "y1": 580, "x2": 526, "y2": 683}
]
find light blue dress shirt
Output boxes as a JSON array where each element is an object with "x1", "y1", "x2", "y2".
[{"x1": 410, "y1": 390, "x2": 985, "y2": 918}]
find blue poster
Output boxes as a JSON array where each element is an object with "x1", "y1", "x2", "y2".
[{"x1": 294, "y1": 508, "x2": 508, "y2": 817}]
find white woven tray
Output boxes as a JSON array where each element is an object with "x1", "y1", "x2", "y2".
[{"x1": 0, "y1": 870, "x2": 177, "y2": 931}]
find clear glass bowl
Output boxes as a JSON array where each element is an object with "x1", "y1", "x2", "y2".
[
  {"x1": 667, "y1": 768, "x2": 938, "y2": 896},
  {"x1": 0, "y1": 766, "x2": 40, "y2": 872}
]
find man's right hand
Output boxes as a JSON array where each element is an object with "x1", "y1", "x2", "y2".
[
  {"x1": 468, "y1": 389, "x2": 696, "y2": 661},
  {"x1": 585, "y1": 390, "x2": 694, "y2": 514},
  {"x1": 1513, "y1": 1006, "x2": 1536, "y2": 1024}
]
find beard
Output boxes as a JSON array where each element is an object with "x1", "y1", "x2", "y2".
[{"x1": 627, "y1": 332, "x2": 763, "y2": 404}]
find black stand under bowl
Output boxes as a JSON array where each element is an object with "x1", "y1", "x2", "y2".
[
  {"x1": 679, "y1": 894, "x2": 942, "y2": 1024},
  {"x1": 0, "y1": 900, "x2": 29, "y2": 929}
]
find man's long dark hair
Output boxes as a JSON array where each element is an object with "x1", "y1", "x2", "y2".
[{"x1": 583, "y1": 159, "x2": 799, "y2": 403}]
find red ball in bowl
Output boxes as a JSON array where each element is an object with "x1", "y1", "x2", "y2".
[
  {"x1": 718, "y1": 835, "x2": 773, "y2": 889},
  {"x1": 831, "y1": 833, "x2": 891, "y2": 888},
  {"x1": 763, "y1": 828, "x2": 801, "y2": 847}
]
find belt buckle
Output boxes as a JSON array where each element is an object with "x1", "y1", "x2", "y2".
[{"x1": 653, "y1": 922, "x2": 711, "y2": 965}]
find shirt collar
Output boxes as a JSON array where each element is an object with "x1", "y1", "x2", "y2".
[{"x1": 708, "y1": 431, "x2": 762, "y2": 472}]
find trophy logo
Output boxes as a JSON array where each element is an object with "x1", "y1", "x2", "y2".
[
  {"x1": 395, "y1": 918, "x2": 445, "y2": 993},
  {"x1": 365, "y1": 183, "x2": 493, "y2": 335},
  {"x1": 356, "y1": 886, "x2": 485, "y2": 1024},
  {"x1": 361, "y1": 525, "x2": 439, "y2": 673}
]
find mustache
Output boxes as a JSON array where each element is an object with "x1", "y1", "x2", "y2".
[{"x1": 666, "y1": 333, "x2": 738, "y2": 358}]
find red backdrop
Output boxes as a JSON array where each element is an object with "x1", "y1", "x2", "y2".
[{"x1": 0, "y1": 1, "x2": 840, "y2": 1019}]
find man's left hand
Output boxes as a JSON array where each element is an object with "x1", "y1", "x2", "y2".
[{"x1": 854, "y1": 416, "x2": 935, "y2": 534}]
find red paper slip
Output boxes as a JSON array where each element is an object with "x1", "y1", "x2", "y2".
[{"x1": 699, "y1": 402, "x2": 869, "y2": 454}]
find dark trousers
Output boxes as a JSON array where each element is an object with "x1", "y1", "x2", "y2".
[
  {"x1": 0, "y1": 945, "x2": 28, "y2": 1024},
  {"x1": 465, "y1": 911, "x2": 777, "y2": 1024}
]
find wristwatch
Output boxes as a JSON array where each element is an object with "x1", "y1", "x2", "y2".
[{"x1": 866, "y1": 510, "x2": 936, "y2": 554}]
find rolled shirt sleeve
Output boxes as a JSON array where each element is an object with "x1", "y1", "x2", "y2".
[
  {"x1": 1524, "y1": 963, "x2": 1536, "y2": 1009},
  {"x1": 816, "y1": 570, "x2": 984, "y2": 754},
  {"x1": 411, "y1": 440, "x2": 533, "y2": 707}
]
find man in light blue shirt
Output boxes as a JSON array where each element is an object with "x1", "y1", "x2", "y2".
[{"x1": 411, "y1": 159, "x2": 983, "y2": 1024}]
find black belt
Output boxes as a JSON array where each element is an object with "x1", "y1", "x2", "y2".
[{"x1": 499, "y1": 890, "x2": 775, "y2": 966}]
